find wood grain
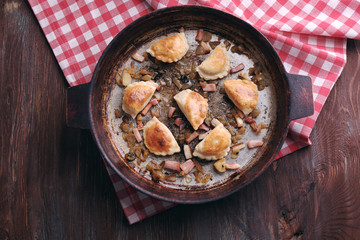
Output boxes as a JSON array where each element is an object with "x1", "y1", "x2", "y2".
[{"x1": 1, "y1": 1, "x2": 360, "y2": 239}]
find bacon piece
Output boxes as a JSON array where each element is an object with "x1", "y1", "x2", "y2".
[
  {"x1": 174, "y1": 118, "x2": 184, "y2": 127},
  {"x1": 196, "y1": 29, "x2": 204, "y2": 41},
  {"x1": 198, "y1": 123, "x2": 210, "y2": 131},
  {"x1": 179, "y1": 122, "x2": 186, "y2": 130},
  {"x1": 168, "y1": 107, "x2": 176, "y2": 118},
  {"x1": 149, "y1": 99, "x2": 159, "y2": 105},
  {"x1": 230, "y1": 63, "x2": 245, "y2": 73},
  {"x1": 132, "y1": 52, "x2": 145, "y2": 62},
  {"x1": 225, "y1": 163, "x2": 241, "y2": 170},
  {"x1": 164, "y1": 160, "x2": 181, "y2": 172},
  {"x1": 199, "y1": 82, "x2": 216, "y2": 92},
  {"x1": 133, "y1": 128, "x2": 142, "y2": 142},
  {"x1": 250, "y1": 122, "x2": 259, "y2": 132},
  {"x1": 180, "y1": 160, "x2": 195, "y2": 175},
  {"x1": 185, "y1": 131, "x2": 199, "y2": 144},
  {"x1": 247, "y1": 139, "x2": 264, "y2": 148},
  {"x1": 245, "y1": 115, "x2": 255, "y2": 124},
  {"x1": 235, "y1": 115, "x2": 244, "y2": 127},
  {"x1": 141, "y1": 103, "x2": 152, "y2": 116},
  {"x1": 200, "y1": 41, "x2": 211, "y2": 53}
]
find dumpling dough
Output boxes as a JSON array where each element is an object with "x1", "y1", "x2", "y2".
[
  {"x1": 174, "y1": 89, "x2": 208, "y2": 130},
  {"x1": 224, "y1": 79, "x2": 258, "y2": 116},
  {"x1": 193, "y1": 123, "x2": 231, "y2": 160},
  {"x1": 143, "y1": 117, "x2": 181, "y2": 156},
  {"x1": 196, "y1": 43, "x2": 230, "y2": 80},
  {"x1": 122, "y1": 81, "x2": 158, "y2": 119},
  {"x1": 146, "y1": 32, "x2": 189, "y2": 63}
]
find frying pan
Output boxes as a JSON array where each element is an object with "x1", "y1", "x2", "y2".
[{"x1": 66, "y1": 6, "x2": 314, "y2": 203}]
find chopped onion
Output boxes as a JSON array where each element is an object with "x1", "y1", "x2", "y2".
[
  {"x1": 231, "y1": 142, "x2": 245, "y2": 153},
  {"x1": 196, "y1": 29, "x2": 204, "y2": 41},
  {"x1": 235, "y1": 116, "x2": 244, "y2": 127},
  {"x1": 139, "y1": 68, "x2": 152, "y2": 75},
  {"x1": 132, "y1": 52, "x2": 145, "y2": 62},
  {"x1": 164, "y1": 174, "x2": 176, "y2": 182},
  {"x1": 211, "y1": 118, "x2": 221, "y2": 127},
  {"x1": 183, "y1": 145, "x2": 192, "y2": 159},
  {"x1": 198, "y1": 131, "x2": 210, "y2": 140},
  {"x1": 141, "y1": 74, "x2": 152, "y2": 81},
  {"x1": 200, "y1": 41, "x2": 211, "y2": 53}
]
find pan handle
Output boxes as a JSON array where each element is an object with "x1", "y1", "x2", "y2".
[
  {"x1": 66, "y1": 83, "x2": 91, "y2": 129},
  {"x1": 286, "y1": 73, "x2": 314, "y2": 121}
]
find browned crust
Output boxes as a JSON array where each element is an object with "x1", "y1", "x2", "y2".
[
  {"x1": 144, "y1": 118, "x2": 179, "y2": 155},
  {"x1": 224, "y1": 79, "x2": 258, "y2": 114}
]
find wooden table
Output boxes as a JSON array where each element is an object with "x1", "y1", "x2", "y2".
[{"x1": 1, "y1": 1, "x2": 360, "y2": 239}]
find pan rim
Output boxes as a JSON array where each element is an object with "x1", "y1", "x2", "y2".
[{"x1": 88, "y1": 5, "x2": 290, "y2": 204}]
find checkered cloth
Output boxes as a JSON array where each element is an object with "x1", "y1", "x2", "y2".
[{"x1": 28, "y1": 0, "x2": 360, "y2": 224}]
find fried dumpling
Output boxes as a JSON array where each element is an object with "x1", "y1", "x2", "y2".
[
  {"x1": 143, "y1": 117, "x2": 181, "y2": 156},
  {"x1": 146, "y1": 32, "x2": 189, "y2": 63},
  {"x1": 224, "y1": 79, "x2": 258, "y2": 116},
  {"x1": 122, "y1": 81, "x2": 158, "y2": 119},
  {"x1": 196, "y1": 43, "x2": 230, "y2": 80},
  {"x1": 173, "y1": 89, "x2": 208, "y2": 130},
  {"x1": 193, "y1": 123, "x2": 231, "y2": 160}
]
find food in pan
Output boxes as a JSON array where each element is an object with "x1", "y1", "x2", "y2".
[
  {"x1": 109, "y1": 28, "x2": 271, "y2": 185},
  {"x1": 143, "y1": 117, "x2": 181, "y2": 156},
  {"x1": 174, "y1": 89, "x2": 209, "y2": 130},
  {"x1": 122, "y1": 81, "x2": 158, "y2": 118},
  {"x1": 196, "y1": 43, "x2": 230, "y2": 80},
  {"x1": 193, "y1": 123, "x2": 231, "y2": 160},
  {"x1": 146, "y1": 32, "x2": 189, "y2": 63},
  {"x1": 224, "y1": 79, "x2": 258, "y2": 116}
]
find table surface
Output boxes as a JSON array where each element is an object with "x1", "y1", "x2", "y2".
[{"x1": 1, "y1": 1, "x2": 360, "y2": 239}]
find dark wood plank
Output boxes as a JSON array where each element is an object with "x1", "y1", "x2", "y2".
[{"x1": 1, "y1": 1, "x2": 360, "y2": 239}]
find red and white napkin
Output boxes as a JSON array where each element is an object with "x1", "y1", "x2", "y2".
[{"x1": 28, "y1": 0, "x2": 360, "y2": 224}]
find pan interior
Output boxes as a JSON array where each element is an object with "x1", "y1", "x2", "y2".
[
  {"x1": 90, "y1": 6, "x2": 289, "y2": 202},
  {"x1": 107, "y1": 29, "x2": 276, "y2": 188}
]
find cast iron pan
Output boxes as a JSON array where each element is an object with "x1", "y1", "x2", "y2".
[{"x1": 66, "y1": 6, "x2": 314, "y2": 203}]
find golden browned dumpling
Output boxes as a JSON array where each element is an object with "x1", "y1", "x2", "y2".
[
  {"x1": 224, "y1": 79, "x2": 258, "y2": 115},
  {"x1": 143, "y1": 117, "x2": 181, "y2": 156},
  {"x1": 196, "y1": 43, "x2": 230, "y2": 80},
  {"x1": 193, "y1": 123, "x2": 231, "y2": 160},
  {"x1": 173, "y1": 89, "x2": 208, "y2": 130},
  {"x1": 122, "y1": 81, "x2": 158, "y2": 118},
  {"x1": 146, "y1": 32, "x2": 189, "y2": 63}
]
